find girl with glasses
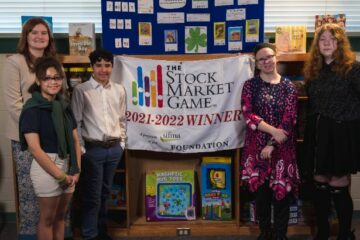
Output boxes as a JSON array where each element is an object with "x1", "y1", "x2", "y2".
[
  {"x1": 241, "y1": 43, "x2": 299, "y2": 240},
  {"x1": 19, "y1": 56, "x2": 81, "y2": 240}
]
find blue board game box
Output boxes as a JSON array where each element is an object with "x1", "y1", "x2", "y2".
[
  {"x1": 145, "y1": 170, "x2": 196, "y2": 221},
  {"x1": 201, "y1": 157, "x2": 232, "y2": 220}
]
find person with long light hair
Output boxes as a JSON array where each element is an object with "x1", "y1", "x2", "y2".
[
  {"x1": 2, "y1": 17, "x2": 57, "y2": 240},
  {"x1": 303, "y1": 23, "x2": 360, "y2": 240}
]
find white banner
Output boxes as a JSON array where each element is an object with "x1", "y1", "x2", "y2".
[{"x1": 113, "y1": 55, "x2": 254, "y2": 153}]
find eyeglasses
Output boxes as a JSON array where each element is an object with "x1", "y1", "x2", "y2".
[
  {"x1": 256, "y1": 55, "x2": 275, "y2": 64},
  {"x1": 41, "y1": 75, "x2": 64, "y2": 82}
]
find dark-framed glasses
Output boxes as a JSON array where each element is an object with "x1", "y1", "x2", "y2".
[
  {"x1": 256, "y1": 55, "x2": 275, "y2": 64},
  {"x1": 41, "y1": 75, "x2": 64, "y2": 82}
]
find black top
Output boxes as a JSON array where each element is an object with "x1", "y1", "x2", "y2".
[
  {"x1": 20, "y1": 107, "x2": 77, "y2": 154},
  {"x1": 306, "y1": 61, "x2": 360, "y2": 121}
]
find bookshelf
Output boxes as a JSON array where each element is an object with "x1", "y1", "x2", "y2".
[{"x1": 60, "y1": 53, "x2": 313, "y2": 237}]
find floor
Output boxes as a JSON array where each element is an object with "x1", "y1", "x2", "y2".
[{"x1": 0, "y1": 221, "x2": 359, "y2": 240}]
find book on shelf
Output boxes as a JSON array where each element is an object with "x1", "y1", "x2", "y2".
[
  {"x1": 315, "y1": 14, "x2": 346, "y2": 30},
  {"x1": 275, "y1": 25, "x2": 306, "y2": 54},
  {"x1": 22, "y1": 16, "x2": 53, "y2": 32},
  {"x1": 69, "y1": 23, "x2": 96, "y2": 56}
]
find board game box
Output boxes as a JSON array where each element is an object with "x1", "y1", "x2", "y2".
[
  {"x1": 201, "y1": 157, "x2": 232, "y2": 220},
  {"x1": 145, "y1": 170, "x2": 196, "y2": 221}
]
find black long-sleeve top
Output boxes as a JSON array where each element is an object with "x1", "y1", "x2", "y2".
[{"x1": 306, "y1": 61, "x2": 360, "y2": 121}]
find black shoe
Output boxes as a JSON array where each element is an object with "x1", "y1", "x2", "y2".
[
  {"x1": 97, "y1": 233, "x2": 113, "y2": 240},
  {"x1": 337, "y1": 230, "x2": 356, "y2": 240},
  {"x1": 257, "y1": 231, "x2": 272, "y2": 240},
  {"x1": 274, "y1": 235, "x2": 288, "y2": 240}
]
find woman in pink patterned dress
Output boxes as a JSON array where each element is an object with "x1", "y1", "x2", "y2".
[{"x1": 241, "y1": 43, "x2": 299, "y2": 240}]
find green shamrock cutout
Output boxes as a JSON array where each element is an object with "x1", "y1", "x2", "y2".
[{"x1": 185, "y1": 27, "x2": 207, "y2": 53}]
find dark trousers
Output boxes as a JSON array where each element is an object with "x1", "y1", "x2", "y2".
[
  {"x1": 81, "y1": 143, "x2": 123, "y2": 240},
  {"x1": 256, "y1": 183, "x2": 290, "y2": 239}
]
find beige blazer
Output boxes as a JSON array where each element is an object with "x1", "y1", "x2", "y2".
[{"x1": 2, "y1": 54, "x2": 35, "y2": 141}]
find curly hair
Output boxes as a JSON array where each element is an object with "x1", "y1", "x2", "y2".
[
  {"x1": 303, "y1": 23, "x2": 355, "y2": 82},
  {"x1": 28, "y1": 56, "x2": 65, "y2": 94},
  {"x1": 17, "y1": 17, "x2": 56, "y2": 71}
]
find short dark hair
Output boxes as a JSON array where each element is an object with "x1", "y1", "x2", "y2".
[
  {"x1": 89, "y1": 48, "x2": 114, "y2": 66},
  {"x1": 253, "y1": 43, "x2": 277, "y2": 56},
  {"x1": 28, "y1": 56, "x2": 65, "y2": 93}
]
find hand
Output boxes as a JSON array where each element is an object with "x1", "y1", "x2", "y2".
[
  {"x1": 60, "y1": 175, "x2": 76, "y2": 189},
  {"x1": 260, "y1": 145, "x2": 275, "y2": 160},
  {"x1": 73, "y1": 173, "x2": 80, "y2": 184},
  {"x1": 271, "y1": 128, "x2": 288, "y2": 144}
]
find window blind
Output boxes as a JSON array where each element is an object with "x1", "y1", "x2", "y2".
[
  {"x1": 265, "y1": 0, "x2": 360, "y2": 33},
  {"x1": 0, "y1": 0, "x2": 359, "y2": 33},
  {"x1": 0, "y1": 0, "x2": 101, "y2": 33}
]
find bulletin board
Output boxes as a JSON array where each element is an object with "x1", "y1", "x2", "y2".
[{"x1": 101, "y1": 0, "x2": 264, "y2": 55}]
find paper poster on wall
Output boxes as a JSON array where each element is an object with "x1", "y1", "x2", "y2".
[
  {"x1": 122, "y1": 2, "x2": 129, "y2": 12},
  {"x1": 129, "y1": 2, "x2": 136, "y2": 12},
  {"x1": 214, "y1": 22, "x2": 226, "y2": 46},
  {"x1": 245, "y1": 19, "x2": 259, "y2": 42},
  {"x1": 192, "y1": 0, "x2": 209, "y2": 9},
  {"x1": 186, "y1": 13, "x2": 211, "y2": 22},
  {"x1": 125, "y1": 19, "x2": 132, "y2": 29},
  {"x1": 114, "y1": 2, "x2": 121, "y2": 12},
  {"x1": 238, "y1": 0, "x2": 258, "y2": 5},
  {"x1": 185, "y1": 26, "x2": 207, "y2": 53},
  {"x1": 228, "y1": 26, "x2": 243, "y2": 51},
  {"x1": 157, "y1": 12, "x2": 185, "y2": 24},
  {"x1": 123, "y1": 38, "x2": 130, "y2": 48},
  {"x1": 160, "y1": 0, "x2": 187, "y2": 9},
  {"x1": 109, "y1": 19, "x2": 116, "y2": 29},
  {"x1": 164, "y1": 30, "x2": 178, "y2": 52},
  {"x1": 139, "y1": 22, "x2": 152, "y2": 46},
  {"x1": 215, "y1": 0, "x2": 234, "y2": 6},
  {"x1": 106, "y1": 1, "x2": 113, "y2": 11},
  {"x1": 138, "y1": 0, "x2": 154, "y2": 14},
  {"x1": 226, "y1": 8, "x2": 246, "y2": 21}
]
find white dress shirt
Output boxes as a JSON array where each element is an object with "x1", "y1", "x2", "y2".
[{"x1": 71, "y1": 77, "x2": 127, "y2": 149}]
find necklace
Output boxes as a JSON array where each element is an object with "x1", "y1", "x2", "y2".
[{"x1": 264, "y1": 83, "x2": 275, "y2": 101}]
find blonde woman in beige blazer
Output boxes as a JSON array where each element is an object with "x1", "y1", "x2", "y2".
[{"x1": 2, "y1": 17, "x2": 59, "y2": 240}]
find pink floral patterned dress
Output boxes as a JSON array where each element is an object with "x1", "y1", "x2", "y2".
[{"x1": 241, "y1": 76, "x2": 299, "y2": 200}]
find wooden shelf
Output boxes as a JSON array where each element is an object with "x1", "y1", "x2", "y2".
[
  {"x1": 59, "y1": 55, "x2": 90, "y2": 64},
  {"x1": 298, "y1": 96, "x2": 308, "y2": 101},
  {"x1": 108, "y1": 205, "x2": 127, "y2": 211},
  {"x1": 277, "y1": 53, "x2": 308, "y2": 62},
  {"x1": 115, "y1": 169, "x2": 125, "y2": 173},
  {"x1": 117, "y1": 216, "x2": 313, "y2": 237}
]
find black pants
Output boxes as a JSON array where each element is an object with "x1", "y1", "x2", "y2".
[{"x1": 255, "y1": 183, "x2": 290, "y2": 238}]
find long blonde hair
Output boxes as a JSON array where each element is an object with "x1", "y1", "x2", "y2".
[{"x1": 303, "y1": 23, "x2": 355, "y2": 82}]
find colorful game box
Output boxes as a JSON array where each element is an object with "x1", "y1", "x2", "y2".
[
  {"x1": 201, "y1": 157, "x2": 232, "y2": 220},
  {"x1": 145, "y1": 170, "x2": 196, "y2": 221},
  {"x1": 107, "y1": 184, "x2": 126, "y2": 208}
]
